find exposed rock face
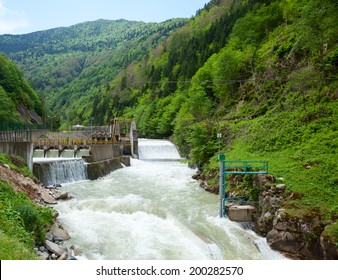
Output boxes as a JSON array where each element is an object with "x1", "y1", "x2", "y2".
[
  {"x1": 253, "y1": 174, "x2": 337, "y2": 260},
  {"x1": 254, "y1": 177, "x2": 284, "y2": 236},
  {"x1": 193, "y1": 170, "x2": 218, "y2": 193},
  {"x1": 266, "y1": 209, "x2": 324, "y2": 259}
]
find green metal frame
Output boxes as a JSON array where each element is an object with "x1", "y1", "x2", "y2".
[{"x1": 218, "y1": 154, "x2": 268, "y2": 218}]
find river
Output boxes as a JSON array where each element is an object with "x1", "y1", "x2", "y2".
[{"x1": 54, "y1": 139, "x2": 285, "y2": 260}]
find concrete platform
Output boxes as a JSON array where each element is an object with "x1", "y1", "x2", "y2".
[{"x1": 228, "y1": 205, "x2": 256, "y2": 222}]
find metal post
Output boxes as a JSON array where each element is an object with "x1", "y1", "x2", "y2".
[{"x1": 218, "y1": 154, "x2": 225, "y2": 218}]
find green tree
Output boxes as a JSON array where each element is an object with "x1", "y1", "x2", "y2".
[
  {"x1": 296, "y1": 0, "x2": 338, "y2": 77},
  {"x1": 0, "y1": 86, "x2": 19, "y2": 123}
]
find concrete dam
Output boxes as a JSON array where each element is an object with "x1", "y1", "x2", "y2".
[{"x1": 0, "y1": 119, "x2": 138, "y2": 185}]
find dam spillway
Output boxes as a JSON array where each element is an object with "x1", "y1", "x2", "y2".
[{"x1": 33, "y1": 158, "x2": 87, "y2": 186}]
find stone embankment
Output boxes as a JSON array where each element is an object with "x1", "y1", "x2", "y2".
[
  {"x1": 194, "y1": 171, "x2": 337, "y2": 260},
  {"x1": 35, "y1": 183, "x2": 80, "y2": 260},
  {"x1": 253, "y1": 174, "x2": 337, "y2": 260}
]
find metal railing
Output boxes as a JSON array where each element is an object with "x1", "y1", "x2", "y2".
[
  {"x1": 224, "y1": 159, "x2": 269, "y2": 174},
  {"x1": 218, "y1": 154, "x2": 269, "y2": 218},
  {"x1": 33, "y1": 138, "x2": 117, "y2": 146}
]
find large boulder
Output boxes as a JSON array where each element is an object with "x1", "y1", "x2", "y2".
[
  {"x1": 266, "y1": 229, "x2": 305, "y2": 255},
  {"x1": 51, "y1": 224, "x2": 71, "y2": 241},
  {"x1": 44, "y1": 240, "x2": 66, "y2": 257}
]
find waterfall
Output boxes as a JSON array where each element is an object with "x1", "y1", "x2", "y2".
[
  {"x1": 33, "y1": 159, "x2": 87, "y2": 186},
  {"x1": 138, "y1": 139, "x2": 181, "y2": 160}
]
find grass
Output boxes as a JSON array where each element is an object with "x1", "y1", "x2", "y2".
[
  {"x1": 0, "y1": 155, "x2": 54, "y2": 259},
  {"x1": 203, "y1": 96, "x2": 338, "y2": 243},
  {"x1": 0, "y1": 153, "x2": 38, "y2": 180},
  {"x1": 0, "y1": 231, "x2": 38, "y2": 260}
]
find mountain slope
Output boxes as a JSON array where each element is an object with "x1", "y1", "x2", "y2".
[
  {"x1": 0, "y1": 54, "x2": 44, "y2": 125},
  {"x1": 0, "y1": 18, "x2": 188, "y2": 127}
]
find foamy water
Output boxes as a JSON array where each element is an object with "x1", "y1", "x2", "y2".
[{"x1": 54, "y1": 139, "x2": 285, "y2": 260}]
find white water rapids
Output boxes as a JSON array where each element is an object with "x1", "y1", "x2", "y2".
[{"x1": 54, "y1": 139, "x2": 285, "y2": 260}]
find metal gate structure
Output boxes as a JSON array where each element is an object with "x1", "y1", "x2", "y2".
[{"x1": 218, "y1": 154, "x2": 268, "y2": 218}]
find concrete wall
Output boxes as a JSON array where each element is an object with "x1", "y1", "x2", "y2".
[
  {"x1": 0, "y1": 142, "x2": 34, "y2": 171},
  {"x1": 90, "y1": 145, "x2": 116, "y2": 161},
  {"x1": 86, "y1": 156, "x2": 130, "y2": 180}
]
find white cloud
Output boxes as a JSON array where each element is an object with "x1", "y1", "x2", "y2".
[{"x1": 0, "y1": 0, "x2": 30, "y2": 34}]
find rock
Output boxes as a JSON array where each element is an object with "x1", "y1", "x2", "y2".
[
  {"x1": 266, "y1": 229, "x2": 305, "y2": 255},
  {"x1": 254, "y1": 174, "x2": 275, "y2": 188},
  {"x1": 54, "y1": 228, "x2": 70, "y2": 240},
  {"x1": 37, "y1": 251, "x2": 50, "y2": 260},
  {"x1": 272, "y1": 209, "x2": 290, "y2": 231},
  {"x1": 45, "y1": 240, "x2": 66, "y2": 257},
  {"x1": 45, "y1": 185, "x2": 57, "y2": 189},
  {"x1": 320, "y1": 236, "x2": 338, "y2": 260},
  {"x1": 269, "y1": 196, "x2": 282, "y2": 206},
  {"x1": 39, "y1": 246, "x2": 46, "y2": 252},
  {"x1": 276, "y1": 184, "x2": 286, "y2": 192},
  {"x1": 51, "y1": 224, "x2": 71, "y2": 240},
  {"x1": 53, "y1": 237, "x2": 64, "y2": 243},
  {"x1": 299, "y1": 238, "x2": 324, "y2": 259},
  {"x1": 70, "y1": 245, "x2": 81, "y2": 256},
  {"x1": 58, "y1": 252, "x2": 68, "y2": 260},
  {"x1": 192, "y1": 171, "x2": 202, "y2": 180},
  {"x1": 55, "y1": 192, "x2": 70, "y2": 200},
  {"x1": 40, "y1": 189, "x2": 57, "y2": 204}
]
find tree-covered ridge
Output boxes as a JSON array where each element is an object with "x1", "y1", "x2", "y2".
[
  {"x1": 0, "y1": 18, "x2": 188, "y2": 126},
  {"x1": 0, "y1": 54, "x2": 44, "y2": 124}
]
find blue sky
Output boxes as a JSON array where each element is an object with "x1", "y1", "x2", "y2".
[{"x1": 0, "y1": 0, "x2": 208, "y2": 35}]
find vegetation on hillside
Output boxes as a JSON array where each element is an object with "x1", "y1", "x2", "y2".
[
  {"x1": 0, "y1": 19, "x2": 188, "y2": 128},
  {"x1": 0, "y1": 54, "x2": 45, "y2": 124},
  {"x1": 0, "y1": 155, "x2": 54, "y2": 259}
]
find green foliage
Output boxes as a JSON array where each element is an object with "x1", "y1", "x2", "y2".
[
  {"x1": 0, "y1": 153, "x2": 37, "y2": 180},
  {"x1": 0, "y1": 86, "x2": 19, "y2": 122},
  {"x1": 322, "y1": 222, "x2": 338, "y2": 245},
  {"x1": 0, "y1": 54, "x2": 44, "y2": 123},
  {"x1": 0, "y1": 231, "x2": 38, "y2": 260},
  {"x1": 0, "y1": 181, "x2": 53, "y2": 259}
]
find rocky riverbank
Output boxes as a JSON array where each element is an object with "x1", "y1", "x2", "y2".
[
  {"x1": 253, "y1": 174, "x2": 337, "y2": 260},
  {"x1": 0, "y1": 163, "x2": 78, "y2": 260},
  {"x1": 194, "y1": 171, "x2": 338, "y2": 260}
]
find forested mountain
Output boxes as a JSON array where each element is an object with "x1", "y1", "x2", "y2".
[
  {"x1": 0, "y1": 54, "x2": 44, "y2": 125},
  {"x1": 0, "y1": 18, "x2": 188, "y2": 125}
]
